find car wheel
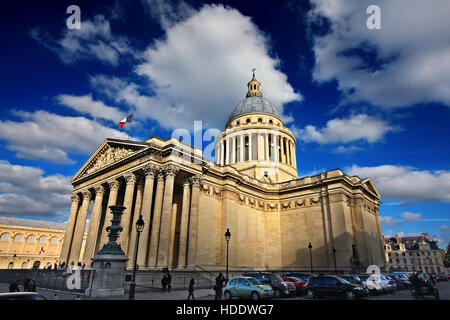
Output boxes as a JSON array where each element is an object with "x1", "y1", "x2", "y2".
[
  {"x1": 345, "y1": 290, "x2": 356, "y2": 301},
  {"x1": 274, "y1": 289, "x2": 282, "y2": 298},
  {"x1": 306, "y1": 289, "x2": 315, "y2": 299},
  {"x1": 224, "y1": 291, "x2": 232, "y2": 300},
  {"x1": 251, "y1": 292, "x2": 260, "y2": 301}
]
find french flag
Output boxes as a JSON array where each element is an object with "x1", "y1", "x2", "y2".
[{"x1": 119, "y1": 113, "x2": 133, "y2": 128}]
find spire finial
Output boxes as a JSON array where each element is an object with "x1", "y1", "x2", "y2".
[
  {"x1": 246, "y1": 68, "x2": 262, "y2": 98},
  {"x1": 252, "y1": 68, "x2": 256, "y2": 80}
]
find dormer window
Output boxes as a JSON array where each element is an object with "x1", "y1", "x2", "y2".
[
  {"x1": 258, "y1": 118, "x2": 262, "y2": 123},
  {"x1": 246, "y1": 118, "x2": 251, "y2": 123}
]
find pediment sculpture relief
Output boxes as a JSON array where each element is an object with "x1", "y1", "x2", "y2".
[{"x1": 85, "y1": 146, "x2": 135, "y2": 175}]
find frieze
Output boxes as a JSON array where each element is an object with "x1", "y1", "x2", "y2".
[
  {"x1": 85, "y1": 146, "x2": 135, "y2": 176},
  {"x1": 295, "y1": 199, "x2": 306, "y2": 207}
]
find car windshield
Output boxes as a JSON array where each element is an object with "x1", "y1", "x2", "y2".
[
  {"x1": 248, "y1": 278, "x2": 261, "y2": 286},
  {"x1": 289, "y1": 277, "x2": 304, "y2": 282},
  {"x1": 337, "y1": 277, "x2": 350, "y2": 284},
  {"x1": 359, "y1": 275, "x2": 369, "y2": 281},
  {"x1": 271, "y1": 274, "x2": 283, "y2": 282}
]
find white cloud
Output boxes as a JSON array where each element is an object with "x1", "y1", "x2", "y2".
[
  {"x1": 98, "y1": 4, "x2": 301, "y2": 130},
  {"x1": 295, "y1": 114, "x2": 395, "y2": 144},
  {"x1": 400, "y1": 212, "x2": 423, "y2": 222},
  {"x1": 309, "y1": 0, "x2": 450, "y2": 108},
  {"x1": 142, "y1": 0, "x2": 196, "y2": 30},
  {"x1": 0, "y1": 161, "x2": 72, "y2": 218},
  {"x1": 0, "y1": 110, "x2": 131, "y2": 164},
  {"x1": 348, "y1": 164, "x2": 450, "y2": 202},
  {"x1": 440, "y1": 225, "x2": 450, "y2": 233},
  {"x1": 57, "y1": 94, "x2": 125, "y2": 122},
  {"x1": 31, "y1": 15, "x2": 134, "y2": 65},
  {"x1": 380, "y1": 216, "x2": 397, "y2": 226}
]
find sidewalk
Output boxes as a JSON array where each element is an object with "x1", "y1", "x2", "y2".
[{"x1": 0, "y1": 282, "x2": 215, "y2": 300}]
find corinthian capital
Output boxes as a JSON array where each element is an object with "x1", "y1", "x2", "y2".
[
  {"x1": 108, "y1": 179, "x2": 121, "y2": 191},
  {"x1": 124, "y1": 173, "x2": 138, "y2": 185},
  {"x1": 70, "y1": 193, "x2": 80, "y2": 203},
  {"x1": 94, "y1": 185, "x2": 105, "y2": 197},
  {"x1": 163, "y1": 164, "x2": 179, "y2": 178},
  {"x1": 81, "y1": 190, "x2": 92, "y2": 201},
  {"x1": 142, "y1": 164, "x2": 159, "y2": 178},
  {"x1": 189, "y1": 174, "x2": 203, "y2": 187}
]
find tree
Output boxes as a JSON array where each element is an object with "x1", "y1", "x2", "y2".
[{"x1": 442, "y1": 242, "x2": 450, "y2": 267}]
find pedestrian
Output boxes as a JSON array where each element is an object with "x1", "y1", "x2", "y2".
[
  {"x1": 161, "y1": 274, "x2": 168, "y2": 293},
  {"x1": 54, "y1": 293, "x2": 59, "y2": 300},
  {"x1": 214, "y1": 273, "x2": 226, "y2": 300},
  {"x1": 187, "y1": 279, "x2": 195, "y2": 300},
  {"x1": 167, "y1": 272, "x2": 172, "y2": 293},
  {"x1": 54, "y1": 263, "x2": 58, "y2": 270},
  {"x1": 9, "y1": 279, "x2": 21, "y2": 292}
]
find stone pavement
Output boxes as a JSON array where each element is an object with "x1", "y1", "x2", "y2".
[{"x1": 0, "y1": 282, "x2": 216, "y2": 300}]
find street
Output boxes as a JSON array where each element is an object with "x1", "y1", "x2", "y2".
[{"x1": 1, "y1": 281, "x2": 449, "y2": 300}]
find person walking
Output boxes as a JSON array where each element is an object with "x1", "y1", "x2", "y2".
[
  {"x1": 166, "y1": 272, "x2": 172, "y2": 293},
  {"x1": 187, "y1": 279, "x2": 195, "y2": 300},
  {"x1": 214, "y1": 273, "x2": 226, "y2": 300},
  {"x1": 161, "y1": 274, "x2": 168, "y2": 293}
]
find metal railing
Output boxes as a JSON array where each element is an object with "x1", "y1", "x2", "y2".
[{"x1": 0, "y1": 269, "x2": 91, "y2": 293}]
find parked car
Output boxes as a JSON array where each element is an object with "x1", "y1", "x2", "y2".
[
  {"x1": 284, "y1": 272, "x2": 314, "y2": 282},
  {"x1": 304, "y1": 275, "x2": 369, "y2": 300},
  {"x1": 282, "y1": 276, "x2": 307, "y2": 294},
  {"x1": 339, "y1": 275, "x2": 364, "y2": 286},
  {"x1": 438, "y1": 274, "x2": 448, "y2": 282},
  {"x1": 223, "y1": 277, "x2": 274, "y2": 300},
  {"x1": 359, "y1": 274, "x2": 396, "y2": 294},
  {"x1": 242, "y1": 272, "x2": 296, "y2": 297},
  {"x1": 390, "y1": 273, "x2": 411, "y2": 289},
  {"x1": 386, "y1": 275, "x2": 400, "y2": 288},
  {"x1": 0, "y1": 292, "x2": 46, "y2": 300}
]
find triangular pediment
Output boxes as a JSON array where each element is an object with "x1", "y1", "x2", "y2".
[
  {"x1": 71, "y1": 139, "x2": 147, "y2": 183},
  {"x1": 361, "y1": 178, "x2": 381, "y2": 199}
]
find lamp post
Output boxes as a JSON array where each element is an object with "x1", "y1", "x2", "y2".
[
  {"x1": 308, "y1": 242, "x2": 313, "y2": 274},
  {"x1": 129, "y1": 214, "x2": 145, "y2": 300},
  {"x1": 225, "y1": 228, "x2": 231, "y2": 282},
  {"x1": 332, "y1": 247, "x2": 337, "y2": 275}
]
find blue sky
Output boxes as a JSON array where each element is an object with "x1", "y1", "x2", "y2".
[{"x1": 0, "y1": 0, "x2": 449, "y2": 247}]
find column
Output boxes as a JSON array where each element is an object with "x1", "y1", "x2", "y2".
[
  {"x1": 239, "y1": 135, "x2": 244, "y2": 163},
  {"x1": 292, "y1": 142, "x2": 297, "y2": 168},
  {"x1": 216, "y1": 142, "x2": 221, "y2": 165},
  {"x1": 167, "y1": 203, "x2": 178, "y2": 268},
  {"x1": 274, "y1": 135, "x2": 280, "y2": 163},
  {"x1": 177, "y1": 180, "x2": 191, "y2": 268},
  {"x1": 225, "y1": 139, "x2": 230, "y2": 165},
  {"x1": 187, "y1": 174, "x2": 202, "y2": 267},
  {"x1": 148, "y1": 171, "x2": 165, "y2": 267},
  {"x1": 280, "y1": 136, "x2": 286, "y2": 164},
  {"x1": 220, "y1": 141, "x2": 224, "y2": 165},
  {"x1": 248, "y1": 133, "x2": 253, "y2": 161},
  {"x1": 99, "y1": 180, "x2": 121, "y2": 247},
  {"x1": 59, "y1": 193, "x2": 80, "y2": 264},
  {"x1": 127, "y1": 176, "x2": 144, "y2": 268},
  {"x1": 83, "y1": 185, "x2": 105, "y2": 266},
  {"x1": 69, "y1": 190, "x2": 91, "y2": 264},
  {"x1": 156, "y1": 165, "x2": 179, "y2": 268},
  {"x1": 134, "y1": 165, "x2": 157, "y2": 267},
  {"x1": 119, "y1": 173, "x2": 137, "y2": 254},
  {"x1": 287, "y1": 140, "x2": 291, "y2": 166},
  {"x1": 230, "y1": 137, "x2": 236, "y2": 164}
]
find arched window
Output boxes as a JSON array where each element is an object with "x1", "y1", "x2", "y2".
[
  {"x1": 8, "y1": 262, "x2": 13, "y2": 269},
  {"x1": 258, "y1": 118, "x2": 262, "y2": 123},
  {"x1": 50, "y1": 236, "x2": 58, "y2": 245},
  {"x1": 236, "y1": 121, "x2": 240, "y2": 125},
  {"x1": 0, "y1": 233, "x2": 10, "y2": 241},
  {"x1": 21, "y1": 262, "x2": 27, "y2": 269},
  {"x1": 246, "y1": 118, "x2": 251, "y2": 123},
  {"x1": 269, "y1": 119, "x2": 273, "y2": 124},
  {"x1": 38, "y1": 235, "x2": 47, "y2": 244},
  {"x1": 13, "y1": 234, "x2": 23, "y2": 242},
  {"x1": 27, "y1": 235, "x2": 35, "y2": 243},
  {"x1": 45, "y1": 262, "x2": 52, "y2": 269}
]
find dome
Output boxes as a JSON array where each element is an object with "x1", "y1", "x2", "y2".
[{"x1": 228, "y1": 96, "x2": 281, "y2": 122}]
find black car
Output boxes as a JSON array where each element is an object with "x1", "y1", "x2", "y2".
[
  {"x1": 339, "y1": 275, "x2": 364, "y2": 286},
  {"x1": 305, "y1": 275, "x2": 369, "y2": 300},
  {"x1": 242, "y1": 272, "x2": 297, "y2": 298}
]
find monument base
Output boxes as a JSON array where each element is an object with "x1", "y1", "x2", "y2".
[{"x1": 85, "y1": 253, "x2": 128, "y2": 298}]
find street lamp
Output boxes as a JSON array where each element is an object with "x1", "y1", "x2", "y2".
[
  {"x1": 332, "y1": 247, "x2": 337, "y2": 275},
  {"x1": 225, "y1": 228, "x2": 231, "y2": 281},
  {"x1": 129, "y1": 214, "x2": 145, "y2": 300},
  {"x1": 308, "y1": 242, "x2": 313, "y2": 274}
]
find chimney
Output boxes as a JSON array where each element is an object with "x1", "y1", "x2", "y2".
[
  {"x1": 421, "y1": 233, "x2": 429, "y2": 239},
  {"x1": 395, "y1": 234, "x2": 400, "y2": 244}
]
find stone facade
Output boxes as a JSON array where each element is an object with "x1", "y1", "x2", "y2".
[
  {"x1": 0, "y1": 216, "x2": 86, "y2": 269},
  {"x1": 384, "y1": 233, "x2": 446, "y2": 274},
  {"x1": 61, "y1": 77, "x2": 386, "y2": 272}
]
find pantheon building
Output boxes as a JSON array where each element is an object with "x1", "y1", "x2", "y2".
[{"x1": 60, "y1": 74, "x2": 386, "y2": 271}]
